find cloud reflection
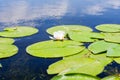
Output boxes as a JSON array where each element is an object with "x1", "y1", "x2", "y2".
[
  {"x1": 82, "y1": 0, "x2": 120, "y2": 15},
  {"x1": 0, "y1": 0, "x2": 68, "y2": 23}
]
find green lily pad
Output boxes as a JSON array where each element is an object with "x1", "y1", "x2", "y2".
[
  {"x1": 113, "y1": 58, "x2": 120, "y2": 64},
  {"x1": 88, "y1": 40, "x2": 118, "y2": 54},
  {"x1": 96, "y1": 24, "x2": 120, "y2": 32},
  {"x1": 26, "y1": 40, "x2": 84, "y2": 58},
  {"x1": 107, "y1": 45, "x2": 120, "y2": 57},
  {"x1": 101, "y1": 75, "x2": 120, "y2": 80},
  {"x1": 51, "y1": 74, "x2": 100, "y2": 80},
  {"x1": 0, "y1": 26, "x2": 38, "y2": 37},
  {"x1": 64, "y1": 49, "x2": 92, "y2": 59},
  {"x1": 0, "y1": 38, "x2": 14, "y2": 44},
  {"x1": 46, "y1": 25, "x2": 93, "y2": 35},
  {"x1": 103, "y1": 33, "x2": 120, "y2": 43},
  {"x1": 90, "y1": 53, "x2": 113, "y2": 66},
  {"x1": 0, "y1": 44, "x2": 18, "y2": 58},
  {"x1": 68, "y1": 31, "x2": 104, "y2": 42},
  {"x1": 47, "y1": 58, "x2": 104, "y2": 76}
]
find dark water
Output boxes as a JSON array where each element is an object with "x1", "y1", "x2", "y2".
[{"x1": 0, "y1": 0, "x2": 120, "y2": 80}]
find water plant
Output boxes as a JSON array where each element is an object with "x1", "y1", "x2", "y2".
[
  {"x1": 0, "y1": 26, "x2": 38, "y2": 37},
  {"x1": 0, "y1": 26, "x2": 39, "y2": 68},
  {"x1": 1, "y1": 24, "x2": 120, "y2": 79},
  {"x1": 26, "y1": 24, "x2": 120, "y2": 80}
]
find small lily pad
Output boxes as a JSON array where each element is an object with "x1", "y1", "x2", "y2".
[
  {"x1": 0, "y1": 44, "x2": 18, "y2": 58},
  {"x1": 47, "y1": 25, "x2": 93, "y2": 35},
  {"x1": 103, "y1": 33, "x2": 120, "y2": 43},
  {"x1": 68, "y1": 31, "x2": 104, "y2": 42},
  {"x1": 96, "y1": 24, "x2": 120, "y2": 32},
  {"x1": 0, "y1": 38, "x2": 14, "y2": 44},
  {"x1": 47, "y1": 58, "x2": 104, "y2": 76},
  {"x1": 0, "y1": 26, "x2": 38, "y2": 37},
  {"x1": 26, "y1": 40, "x2": 84, "y2": 58},
  {"x1": 51, "y1": 74, "x2": 100, "y2": 80},
  {"x1": 101, "y1": 75, "x2": 120, "y2": 80},
  {"x1": 88, "y1": 40, "x2": 118, "y2": 54}
]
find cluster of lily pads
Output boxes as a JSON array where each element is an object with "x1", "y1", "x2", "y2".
[
  {"x1": 1, "y1": 24, "x2": 120, "y2": 79},
  {"x1": 26, "y1": 24, "x2": 120, "y2": 80},
  {"x1": 0, "y1": 26, "x2": 38, "y2": 67}
]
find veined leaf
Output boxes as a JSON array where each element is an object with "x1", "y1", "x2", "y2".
[
  {"x1": 51, "y1": 73, "x2": 100, "y2": 80},
  {"x1": 26, "y1": 40, "x2": 84, "y2": 58},
  {"x1": 0, "y1": 38, "x2": 14, "y2": 44},
  {"x1": 47, "y1": 58, "x2": 104, "y2": 76},
  {"x1": 101, "y1": 75, "x2": 120, "y2": 80},
  {"x1": 96, "y1": 24, "x2": 120, "y2": 32},
  {"x1": 90, "y1": 53, "x2": 113, "y2": 66},
  {"x1": 0, "y1": 44, "x2": 18, "y2": 58},
  {"x1": 47, "y1": 25, "x2": 92, "y2": 35},
  {"x1": 0, "y1": 26, "x2": 38, "y2": 37},
  {"x1": 88, "y1": 40, "x2": 118, "y2": 54}
]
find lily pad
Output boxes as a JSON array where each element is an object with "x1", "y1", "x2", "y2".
[
  {"x1": 90, "y1": 53, "x2": 113, "y2": 66},
  {"x1": 96, "y1": 24, "x2": 120, "y2": 32},
  {"x1": 46, "y1": 25, "x2": 93, "y2": 35},
  {"x1": 107, "y1": 45, "x2": 120, "y2": 57},
  {"x1": 103, "y1": 33, "x2": 120, "y2": 43},
  {"x1": 0, "y1": 26, "x2": 38, "y2": 37},
  {"x1": 64, "y1": 49, "x2": 92, "y2": 59},
  {"x1": 47, "y1": 58, "x2": 104, "y2": 76},
  {"x1": 51, "y1": 74, "x2": 100, "y2": 80},
  {"x1": 0, "y1": 44, "x2": 18, "y2": 58},
  {"x1": 113, "y1": 58, "x2": 120, "y2": 64},
  {"x1": 101, "y1": 75, "x2": 120, "y2": 80},
  {"x1": 68, "y1": 31, "x2": 104, "y2": 42},
  {"x1": 26, "y1": 40, "x2": 84, "y2": 58},
  {"x1": 88, "y1": 40, "x2": 118, "y2": 54},
  {"x1": 0, "y1": 38, "x2": 14, "y2": 44}
]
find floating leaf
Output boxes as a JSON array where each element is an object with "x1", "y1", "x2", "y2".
[
  {"x1": 96, "y1": 24, "x2": 120, "y2": 32},
  {"x1": 26, "y1": 40, "x2": 84, "y2": 58},
  {"x1": 0, "y1": 38, "x2": 14, "y2": 44},
  {"x1": 101, "y1": 75, "x2": 120, "y2": 80},
  {"x1": 47, "y1": 58, "x2": 104, "y2": 76},
  {"x1": 68, "y1": 31, "x2": 104, "y2": 42},
  {"x1": 107, "y1": 45, "x2": 120, "y2": 57},
  {"x1": 90, "y1": 53, "x2": 113, "y2": 66},
  {"x1": 46, "y1": 25, "x2": 92, "y2": 35},
  {"x1": 51, "y1": 74, "x2": 100, "y2": 80},
  {"x1": 0, "y1": 44, "x2": 18, "y2": 58},
  {"x1": 103, "y1": 33, "x2": 120, "y2": 43},
  {"x1": 88, "y1": 40, "x2": 118, "y2": 54},
  {"x1": 0, "y1": 26, "x2": 38, "y2": 37},
  {"x1": 113, "y1": 58, "x2": 120, "y2": 64},
  {"x1": 64, "y1": 49, "x2": 91, "y2": 59},
  {"x1": 68, "y1": 32, "x2": 95, "y2": 42}
]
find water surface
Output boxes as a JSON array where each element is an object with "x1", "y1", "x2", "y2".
[{"x1": 0, "y1": 0, "x2": 120, "y2": 80}]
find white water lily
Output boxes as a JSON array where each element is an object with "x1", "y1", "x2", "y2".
[{"x1": 49, "y1": 31, "x2": 65, "y2": 40}]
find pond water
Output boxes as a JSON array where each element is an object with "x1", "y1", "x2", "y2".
[{"x1": 0, "y1": 0, "x2": 120, "y2": 80}]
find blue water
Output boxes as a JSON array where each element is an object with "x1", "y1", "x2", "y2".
[{"x1": 0, "y1": 0, "x2": 120, "y2": 80}]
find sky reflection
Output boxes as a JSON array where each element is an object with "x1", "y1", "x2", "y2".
[
  {"x1": 0, "y1": 0, "x2": 120, "y2": 23},
  {"x1": 0, "y1": 0, "x2": 68, "y2": 23},
  {"x1": 82, "y1": 0, "x2": 120, "y2": 15}
]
